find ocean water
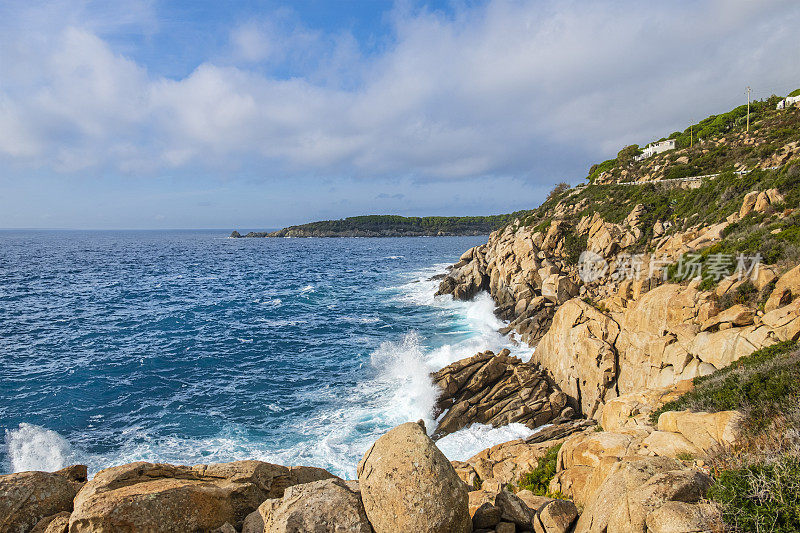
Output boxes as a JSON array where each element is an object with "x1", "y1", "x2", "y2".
[{"x1": 0, "y1": 230, "x2": 534, "y2": 478}]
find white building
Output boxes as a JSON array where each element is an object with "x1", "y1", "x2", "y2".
[
  {"x1": 635, "y1": 139, "x2": 676, "y2": 161},
  {"x1": 776, "y1": 95, "x2": 800, "y2": 110}
]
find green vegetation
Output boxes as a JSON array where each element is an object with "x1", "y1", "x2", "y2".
[
  {"x1": 649, "y1": 341, "x2": 800, "y2": 532},
  {"x1": 243, "y1": 212, "x2": 533, "y2": 237},
  {"x1": 517, "y1": 444, "x2": 562, "y2": 496},
  {"x1": 521, "y1": 160, "x2": 800, "y2": 267},
  {"x1": 788, "y1": 88, "x2": 800, "y2": 98},
  {"x1": 710, "y1": 457, "x2": 800, "y2": 533},
  {"x1": 583, "y1": 96, "x2": 799, "y2": 183}
]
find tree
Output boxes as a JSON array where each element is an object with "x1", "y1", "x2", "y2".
[
  {"x1": 617, "y1": 144, "x2": 641, "y2": 163},
  {"x1": 546, "y1": 182, "x2": 570, "y2": 202}
]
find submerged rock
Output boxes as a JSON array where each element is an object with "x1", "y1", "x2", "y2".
[{"x1": 357, "y1": 421, "x2": 471, "y2": 533}]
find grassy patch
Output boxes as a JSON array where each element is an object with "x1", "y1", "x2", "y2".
[{"x1": 517, "y1": 444, "x2": 562, "y2": 496}]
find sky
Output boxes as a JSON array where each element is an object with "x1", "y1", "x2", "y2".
[{"x1": 1, "y1": 0, "x2": 799, "y2": 230}]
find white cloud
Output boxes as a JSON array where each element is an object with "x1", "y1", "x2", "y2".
[{"x1": 0, "y1": 0, "x2": 799, "y2": 182}]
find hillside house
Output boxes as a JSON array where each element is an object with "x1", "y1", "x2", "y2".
[
  {"x1": 776, "y1": 95, "x2": 800, "y2": 110},
  {"x1": 635, "y1": 139, "x2": 676, "y2": 161}
]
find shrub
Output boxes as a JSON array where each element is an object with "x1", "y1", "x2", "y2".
[
  {"x1": 709, "y1": 457, "x2": 800, "y2": 533},
  {"x1": 518, "y1": 444, "x2": 562, "y2": 496},
  {"x1": 546, "y1": 182, "x2": 571, "y2": 202},
  {"x1": 789, "y1": 88, "x2": 800, "y2": 98},
  {"x1": 617, "y1": 144, "x2": 641, "y2": 163}
]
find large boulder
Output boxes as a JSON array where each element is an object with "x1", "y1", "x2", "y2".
[
  {"x1": 605, "y1": 469, "x2": 713, "y2": 531},
  {"x1": 533, "y1": 499, "x2": 579, "y2": 533},
  {"x1": 645, "y1": 501, "x2": 723, "y2": 533},
  {"x1": 0, "y1": 466, "x2": 85, "y2": 533},
  {"x1": 765, "y1": 264, "x2": 800, "y2": 312},
  {"x1": 31, "y1": 511, "x2": 71, "y2": 533},
  {"x1": 357, "y1": 421, "x2": 471, "y2": 533},
  {"x1": 259, "y1": 478, "x2": 372, "y2": 533},
  {"x1": 657, "y1": 410, "x2": 744, "y2": 452},
  {"x1": 573, "y1": 456, "x2": 681, "y2": 533},
  {"x1": 69, "y1": 460, "x2": 334, "y2": 532},
  {"x1": 533, "y1": 299, "x2": 621, "y2": 417}
]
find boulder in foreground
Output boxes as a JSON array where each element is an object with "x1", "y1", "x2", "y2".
[
  {"x1": 69, "y1": 460, "x2": 334, "y2": 532},
  {"x1": 357, "y1": 421, "x2": 471, "y2": 533},
  {"x1": 259, "y1": 478, "x2": 372, "y2": 533},
  {"x1": 0, "y1": 465, "x2": 85, "y2": 533}
]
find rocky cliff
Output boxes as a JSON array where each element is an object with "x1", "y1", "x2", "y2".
[{"x1": 436, "y1": 161, "x2": 800, "y2": 419}]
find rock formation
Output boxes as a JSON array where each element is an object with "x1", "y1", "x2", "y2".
[
  {"x1": 357, "y1": 421, "x2": 471, "y2": 533},
  {"x1": 431, "y1": 349, "x2": 569, "y2": 438},
  {"x1": 257, "y1": 478, "x2": 372, "y2": 533}
]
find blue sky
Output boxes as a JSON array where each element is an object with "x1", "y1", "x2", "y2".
[{"x1": 1, "y1": 0, "x2": 799, "y2": 229}]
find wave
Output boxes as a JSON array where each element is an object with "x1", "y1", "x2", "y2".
[
  {"x1": 4, "y1": 259, "x2": 535, "y2": 479},
  {"x1": 436, "y1": 423, "x2": 536, "y2": 462},
  {"x1": 4, "y1": 423, "x2": 78, "y2": 473},
  {"x1": 299, "y1": 285, "x2": 315, "y2": 294}
]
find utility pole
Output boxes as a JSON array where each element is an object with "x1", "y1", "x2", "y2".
[{"x1": 746, "y1": 86, "x2": 751, "y2": 133}]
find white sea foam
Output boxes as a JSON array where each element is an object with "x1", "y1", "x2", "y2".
[
  {"x1": 4, "y1": 423, "x2": 77, "y2": 472},
  {"x1": 436, "y1": 423, "x2": 536, "y2": 461},
  {"x1": 299, "y1": 285, "x2": 315, "y2": 294}
]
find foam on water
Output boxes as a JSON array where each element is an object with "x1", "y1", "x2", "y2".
[
  {"x1": 3, "y1": 235, "x2": 536, "y2": 478},
  {"x1": 436, "y1": 423, "x2": 536, "y2": 462},
  {"x1": 4, "y1": 423, "x2": 77, "y2": 472}
]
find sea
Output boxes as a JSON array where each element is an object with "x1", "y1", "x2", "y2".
[{"x1": 0, "y1": 230, "x2": 536, "y2": 479}]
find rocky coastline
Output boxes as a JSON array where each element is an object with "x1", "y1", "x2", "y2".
[{"x1": 5, "y1": 107, "x2": 800, "y2": 532}]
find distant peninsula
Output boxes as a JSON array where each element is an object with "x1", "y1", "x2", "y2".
[{"x1": 230, "y1": 213, "x2": 528, "y2": 238}]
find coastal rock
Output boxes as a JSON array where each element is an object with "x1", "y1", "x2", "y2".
[
  {"x1": 31, "y1": 511, "x2": 71, "y2": 533},
  {"x1": 357, "y1": 421, "x2": 471, "y2": 533},
  {"x1": 656, "y1": 410, "x2": 744, "y2": 452},
  {"x1": 495, "y1": 489, "x2": 535, "y2": 528},
  {"x1": 69, "y1": 460, "x2": 335, "y2": 532},
  {"x1": 606, "y1": 469, "x2": 713, "y2": 532},
  {"x1": 431, "y1": 349, "x2": 562, "y2": 438},
  {"x1": 451, "y1": 420, "x2": 594, "y2": 486},
  {"x1": 600, "y1": 386, "x2": 689, "y2": 432},
  {"x1": 533, "y1": 499, "x2": 578, "y2": 533},
  {"x1": 765, "y1": 264, "x2": 800, "y2": 312},
  {"x1": 258, "y1": 478, "x2": 372, "y2": 533},
  {"x1": 645, "y1": 501, "x2": 723, "y2": 533},
  {"x1": 533, "y1": 299, "x2": 620, "y2": 417},
  {"x1": 572, "y1": 456, "x2": 681, "y2": 533},
  {"x1": 468, "y1": 491, "x2": 502, "y2": 529},
  {"x1": 739, "y1": 191, "x2": 759, "y2": 218},
  {"x1": 0, "y1": 468, "x2": 83, "y2": 533}
]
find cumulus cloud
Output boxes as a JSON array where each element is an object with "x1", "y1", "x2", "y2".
[{"x1": 0, "y1": 0, "x2": 799, "y2": 182}]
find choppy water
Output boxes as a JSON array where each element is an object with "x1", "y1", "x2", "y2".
[{"x1": 0, "y1": 231, "x2": 534, "y2": 478}]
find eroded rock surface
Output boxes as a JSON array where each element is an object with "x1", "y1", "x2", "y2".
[
  {"x1": 431, "y1": 349, "x2": 568, "y2": 438},
  {"x1": 357, "y1": 421, "x2": 471, "y2": 533}
]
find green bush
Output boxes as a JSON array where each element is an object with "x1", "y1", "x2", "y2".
[
  {"x1": 709, "y1": 457, "x2": 800, "y2": 533},
  {"x1": 788, "y1": 88, "x2": 800, "y2": 98},
  {"x1": 518, "y1": 444, "x2": 562, "y2": 496}
]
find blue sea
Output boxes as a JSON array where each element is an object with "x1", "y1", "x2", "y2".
[{"x1": 1, "y1": 231, "x2": 535, "y2": 478}]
